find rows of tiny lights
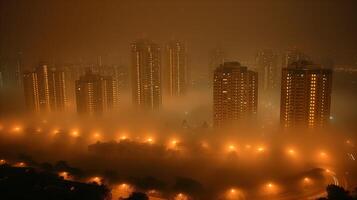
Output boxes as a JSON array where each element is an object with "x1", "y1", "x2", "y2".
[{"x1": 0, "y1": 158, "x2": 337, "y2": 200}]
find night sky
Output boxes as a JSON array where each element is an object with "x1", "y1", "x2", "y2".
[{"x1": 1, "y1": 0, "x2": 357, "y2": 67}]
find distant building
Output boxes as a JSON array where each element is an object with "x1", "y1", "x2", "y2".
[
  {"x1": 164, "y1": 40, "x2": 188, "y2": 96},
  {"x1": 131, "y1": 39, "x2": 161, "y2": 110},
  {"x1": 23, "y1": 64, "x2": 67, "y2": 113},
  {"x1": 92, "y1": 64, "x2": 128, "y2": 108},
  {"x1": 0, "y1": 57, "x2": 23, "y2": 90},
  {"x1": 280, "y1": 60, "x2": 332, "y2": 129},
  {"x1": 23, "y1": 71, "x2": 40, "y2": 112},
  {"x1": 255, "y1": 49, "x2": 279, "y2": 91},
  {"x1": 213, "y1": 62, "x2": 258, "y2": 127},
  {"x1": 282, "y1": 48, "x2": 310, "y2": 68},
  {"x1": 208, "y1": 48, "x2": 225, "y2": 86},
  {"x1": 75, "y1": 69, "x2": 114, "y2": 115}
]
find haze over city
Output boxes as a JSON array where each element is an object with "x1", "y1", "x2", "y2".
[{"x1": 0, "y1": 1, "x2": 357, "y2": 200}]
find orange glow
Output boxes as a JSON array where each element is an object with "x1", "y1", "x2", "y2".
[
  {"x1": 14, "y1": 162, "x2": 26, "y2": 167},
  {"x1": 120, "y1": 135, "x2": 128, "y2": 141},
  {"x1": 257, "y1": 146, "x2": 266, "y2": 153},
  {"x1": 12, "y1": 126, "x2": 22, "y2": 132},
  {"x1": 174, "y1": 193, "x2": 189, "y2": 200},
  {"x1": 59, "y1": 171, "x2": 72, "y2": 180},
  {"x1": 303, "y1": 177, "x2": 313, "y2": 185},
  {"x1": 52, "y1": 129, "x2": 60, "y2": 135},
  {"x1": 0, "y1": 159, "x2": 6, "y2": 164},
  {"x1": 146, "y1": 137, "x2": 154, "y2": 144},
  {"x1": 263, "y1": 182, "x2": 280, "y2": 195},
  {"x1": 167, "y1": 139, "x2": 179, "y2": 150},
  {"x1": 227, "y1": 144, "x2": 236, "y2": 152},
  {"x1": 112, "y1": 183, "x2": 134, "y2": 199},
  {"x1": 226, "y1": 188, "x2": 245, "y2": 200},
  {"x1": 89, "y1": 176, "x2": 102, "y2": 185},
  {"x1": 286, "y1": 148, "x2": 298, "y2": 157},
  {"x1": 71, "y1": 130, "x2": 80, "y2": 137},
  {"x1": 93, "y1": 132, "x2": 102, "y2": 140},
  {"x1": 201, "y1": 141, "x2": 209, "y2": 149}
]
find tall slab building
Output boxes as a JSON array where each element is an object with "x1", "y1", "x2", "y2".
[
  {"x1": 213, "y1": 62, "x2": 258, "y2": 127},
  {"x1": 280, "y1": 60, "x2": 332, "y2": 129},
  {"x1": 23, "y1": 64, "x2": 66, "y2": 113},
  {"x1": 75, "y1": 69, "x2": 114, "y2": 115},
  {"x1": 164, "y1": 40, "x2": 188, "y2": 96},
  {"x1": 255, "y1": 49, "x2": 279, "y2": 91},
  {"x1": 131, "y1": 39, "x2": 161, "y2": 110}
]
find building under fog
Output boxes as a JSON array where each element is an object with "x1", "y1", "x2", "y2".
[
  {"x1": 164, "y1": 40, "x2": 188, "y2": 97},
  {"x1": 255, "y1": 49, "x2": 279, "y2": 91},
  {"x1": 75, "y1": 69, "x2": 114, "y2": 115},
  {"x1": 280, "y1": 60, "x2": 332, "y2": 129},
  {"x1": 23, "y1": 64, "x2": 66, "y2": 113},
  {"x1": 213, "y1": 62, "x2": 258, "y2": 127},
  {"x1": 131, "y1": 39, "x2": 161, "y2": 110},
  {"x1": 282, "y1": 48, "x2": 310, "y2": 68}
]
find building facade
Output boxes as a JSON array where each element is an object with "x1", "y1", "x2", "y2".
[
  {"x1": 165, "y1": 40, "x2": 188, "y2": 96},
  {"x1": 23, "y1": 64, "x2": 67, "y2": 113},
  {"x1": 213, "y1": 62, "x2": 258, "y2": 127},
  {"x1": 255, "y1": 49, "x2": 279, "y2": 91},
  {"x1": 75, "y1": 69, "x2": 114, "y2": 115},
  {"x1": 280, "y1": 60, "x2": 332, "y2": 129},
  {"x1": 131, "y1": 39, "x2": 161, "y2": 110}
]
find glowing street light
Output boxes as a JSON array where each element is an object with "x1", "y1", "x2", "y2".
[
  {"x1": 0, "y1": 159, "x2": 6, "y2": 165},
  {"x1": 92, "y1": 132, "x2": 102, "y2": 141},
  {"x1": 112, "y1": 183, "x2": 134, "y2": 199},
  {"x1": 174, "y1": 193, "x2": 189, "y2": 200},
  {"x1": 71, "y1": 130, "x2": 80, "y2": 138},
  {"x1": 286, "y1": 148, "x2": 298, "y2": 157},
  {"x1": 120, "y1": 135, "x2": 128, "y2": 141},
  {"x1": 14, "y1": 162, "x2": 26, "y2": 167},
  {"x1": 59, "y1": 171, "x2": 72, "y2": 180},
  {"x1": 226, "y1": 188, "x2": 245, "y2": 200},
  {"x1": 12, "y1": 126, "x2": 22, "y2": 133},
  {"x1": 168, "y1": 139, "x2": 179, "y2": 150},
  {"x1": 52, "y1": 129, "x2": 60, "y2": 135},
  {"x1": 256, "y1": 146, "x2": 266, "y2": 153},
  {"x1": 302, "y1": 177, "x2": 313, "y2": 186},
  {"x1": 146, "y1": 137, "x2": 154, "y2": 144},
  {"x1": 227, "y1": 144, "x2": 237, "y2": 153},
  {"x1": 319, "y1": 151, "x2": 329, "y2": 160},
  {"x1": 263, "y1": 182, "x2": 279, "y2": 195},
  {"x1": 89, "y1": 176, "x2": 102, "y2": 185}
]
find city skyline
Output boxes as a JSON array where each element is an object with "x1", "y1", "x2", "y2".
[{"x1": 0, "y1": 1, "x2": 356, "y2": 200}]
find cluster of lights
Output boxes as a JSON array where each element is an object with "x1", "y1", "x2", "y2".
[
  {"x1": 1, "y1": 157, "x2": 335, "y2": 200},
  {"x1": 0, "y1": 124, "x2": 341, "y2": 164}
]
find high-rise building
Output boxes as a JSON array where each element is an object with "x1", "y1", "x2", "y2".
[
  {"x1": 75, "y1": 69, "x2": 114, "y2": 115},
  {"x1": 35, "y1": 64, "x2": 51, "y2": 112},
  {"x1": 92, "y1": 64, "x2": 128, "y2": 108},
  {"x1": 48, "y1": 69, "x2": 67, "y2": 112},
  {"x1": 280, "y1": 60, "x2": 332, "y2": 129},
  {"x1": 164, "y1": 40, "x2": 188, "y2": 96},
  {"x1": 255, "y1": 49, "x2": 279, "y2": 91},
  {"x1": 282, "y1": 48, "x2": 310, "y2": 68},
  {"x1": 23, "y1": 64, "x2": 67, "y2": 113},
  {"x1": 23, "y1": 71, "x2": 40, "y2": 112},
  {"x1": 0, "y1": 58, "x2": 23, "y2": 90},
  {"x1": 213, "y1": 62, "x2": 258, "y2": 127},
  {"x1": 131, "y1": 39, "x2": 161, "y2": 110}
]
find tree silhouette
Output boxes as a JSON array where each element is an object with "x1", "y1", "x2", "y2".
[{"x1": 317, "y1": 185, "x2": 356, "y2": 200}]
